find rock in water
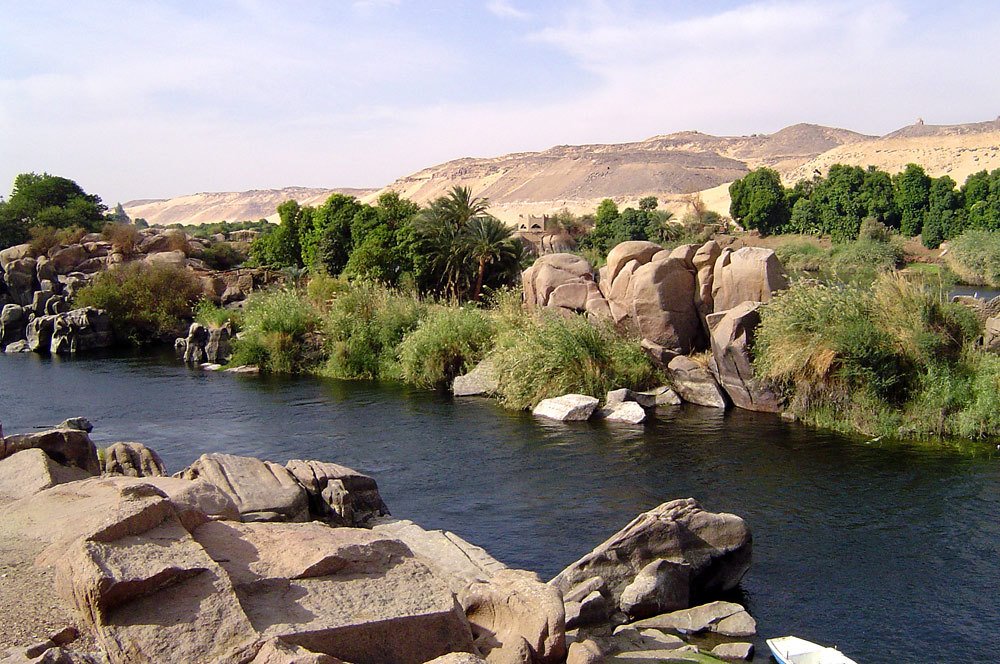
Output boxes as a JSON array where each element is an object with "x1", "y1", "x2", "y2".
[
  {"x1": 549, "y1": 498, "x2": 752, "y2": 613},
  {"x1": 599, "y1": 401, "x2": 647, "y2": 424},
  {"x1": 707, "y1": 301, "x2": 782, "y2": 413},
  {"x1": 176, "y1": 452, "x2": 309, "y2": 522},
  {"x1": 285, "y1": 459, "x2": 389, "y2": 525},
  {"x1": 452, "y1": 358, "x2": 500, "y2": 397},
  {"x1": 533, "y1": 394, "x2": 599, "y2": 421},
  {"x1": 667, "y1": 356, "x2": 727, "y2": 408}
]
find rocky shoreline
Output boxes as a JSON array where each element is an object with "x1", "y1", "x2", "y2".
[{"x1": 1, "y1": 420, "x2": 758, "y2": 664}]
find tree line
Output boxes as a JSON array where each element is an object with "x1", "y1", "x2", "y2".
[{"x1": 729, "y1": 164, "x2": 1000, "y2": 246}]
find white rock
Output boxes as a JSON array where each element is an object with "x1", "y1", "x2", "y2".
[
  {"x1": 600, "y1": 402, "x2": 647, "y2": 424},
  {"x1": 533, "y1": 394, "x2": 600, "y2": 421}
]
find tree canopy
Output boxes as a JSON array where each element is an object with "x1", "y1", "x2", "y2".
[{"x1": 0, "y1": 173, "x2": 107, "y2": 249}]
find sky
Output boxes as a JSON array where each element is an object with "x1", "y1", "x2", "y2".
[{"x1": 2, "y1": 0, "x2": 999, "y2": 204}]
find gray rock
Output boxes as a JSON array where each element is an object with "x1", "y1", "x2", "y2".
[
  {"x1": 26, "y1": 315, "x2": 54, "y2": 352},
  {"x1": 49, "y1": 308, "x2": 114, "y2": 354},
  {"x1": 629, "y1": 601, "x2": 757, "y2": 637},
  {"x1": 452, "y1": 358, "x2": 499, "y2": 397},
  {"x1": 600, "y1": 401, "x2": 647, "y2": 424},
  {"x1": 0, "y1": 303, "x2": 26, "y2": 349},
  {"x1": 181, "y1": 322, "x2": 209, "y2": 364},
  {"x1": 205, "y1": 324, "x2": 233, "y2": 364},
  {"x1": 711, "y1": 642, "x2": 754, "y2": 661},
  {"x1": 639, "y1": 386, "x2": 682, "y2": 406},
  {"x1": 619, "y1": 558, "x2": 691, "y2": 618},
  {"x1": 3, "y1": 257, "x2": 37, "y2": 306},
  {"x1": 285, "y1": 459, "x2": 389, "y2": 526},
  {"x1": 59, "y1": 417, "x2": 93, "y2": 433},
  {"x1": 667, "y1": 356, "x2": 727, "y2": 408},
  {"x1": 565, "y1": 590, "x2": 609, "y2": 629},
  {"x1": 3, "y1": 339, "x2": 28, "y2": 353},
  {"x1": 533, "y1": 394, "x2": 600, "y2": 421}
]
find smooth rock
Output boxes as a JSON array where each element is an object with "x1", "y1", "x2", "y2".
[
  {"x1": 711, "y1": 247, "x2": 787, "y2": 312},
  {"x1": 109, "y1": 475, "x2": 241, "y2": 532},
  {"x1": 522, "y1": 254, "x2": 595, "y2": 310},
  {"x1": 533, "y1": 394, "x2": 599, "y2": 422},
  {"x1": 0, "y1": 303, "x2": 26, "y2": 349},
  {"x1": 550, "y1": 499, "x2": 752, "y2": 612},
  {"x1": 599, "y1": 401, "x2": 646, "y2": 424},
  {"x1": 59, "y1": 417, "x2": 93, "y2": 433},
  {"x1": 453, "y1": 358, "x2": 500, "y2": 397},
  {"x1": 639, "y1": 386, "x2": 682, "y2": 406},
  {"x1": 0, "y1": 427, "x2": 101, "y2": 474},
  {"x1": 565, "y1": 590, "x2": 609, "y2": 629},
  {"x1": 176, "y1": 452, "x2": 309, "y2": 522},
  {"x1": 667, "y1": 356, "x2": 727, "y2": 409},
  {"x1": 710, "y1": 642, "x2": 754, "y2": 661},
  {"x1": 707, "y1": 302, "x2": 782, "y2": 413},
  {"x1": 625, "y1": 258, "x2": 701, "y2": 354},
  {"x1": 605, "y1": 241, "x2": 662, "y2": 284},
  {"x1": 460, "y1": 569, "x2": 567, "y2": 664},
  {"x1": 0, "y1": 448, "x2": 92, "y2": 502},
  {"x1": 629, "y1": 601, "x2": 757, "y2": 637},
  {"x1": 619, "y1": 558, "x2": 691, "y2": 618}
]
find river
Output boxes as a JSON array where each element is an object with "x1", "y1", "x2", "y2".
[{"x1": 2, "y1": 349, "x2": 998, "y2": 663}]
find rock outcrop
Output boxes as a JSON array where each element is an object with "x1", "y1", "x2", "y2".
[
  {"x1": 711, "y1": 247, "x2": 788, "y2": 312},
  {"x1": 102, "y1": 442, "x2": 167, "y2": 477},
  {"x1": 0, "y1": 427, "x2": 101, "y2": 475},
  {"x1": 707, "y1": 301, "x2": 782, "y2": 413},
  {"x1": 285, "y1": 459, "x2": 389, "y2": 526},
  {"x1": 549, "y1": 498, "x2": 752, "y2": 615}
]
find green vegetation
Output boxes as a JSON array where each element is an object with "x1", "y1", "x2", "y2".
[
  {"x1": 944, "y1": 229, "x2": 1000, "y2": 288},
  {"x1": 578, "y1": 196, "x2": 675, "y2": 255},
  {"x1": 774, "y1": 222, "x2": 904, "y2": 286},
  {"x1": 753, "y1": 274, "x2": 994, "y2": 440},
  {"x1": 399, "y1": 306, "x2": 493, "y2": 389},
  {"x1": 200, "y1": 241, "x2": 245, "y2": 270},
  {"x1": 731, "y1": 164, "x2": 1000, "y2": 248},
  {"x1": 1, "y1": 173, "x2": 108, "y2": 249},
  {"x1": 74, "y1": 263, "x2": 203, "y2": 344},
  {"x1": 490, "y1": 313, "x2": 661, "y2": 410},
  {"x1": 28, "y1": 225, "x2": 87, "y2": 256},
  {"x1": 194, "y1": 300, "x2": 241, "y2": 329},
  {"x1": 230, "y1": 289, "x2": 320, "y2": 373},
  {"x1": 163, "y1": 218, "x2": 271, "y2": 239}
]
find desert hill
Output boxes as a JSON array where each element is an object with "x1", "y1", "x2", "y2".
[
  {"x1": 123, "y1": 187, "x2": 374, "y2": 226},
  {"x1": 123, "y1": 119, "x2": 1000, "y2": 226}
]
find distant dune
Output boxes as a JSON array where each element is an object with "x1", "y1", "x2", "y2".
[{"x1": 124, "y1": 119, "x2": 1000, "y2": 226}]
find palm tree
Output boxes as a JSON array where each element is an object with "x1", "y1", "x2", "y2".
[
  {"x1": 462, "y1": 216, "x2": 518, "y2": 302},
  {"x1": 428, "y1": 186, "x2": 490, "y2": 229}
]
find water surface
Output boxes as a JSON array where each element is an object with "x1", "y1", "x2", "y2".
[{"x1": 2, "y1": 350, "x2": 998, "y2": 663}]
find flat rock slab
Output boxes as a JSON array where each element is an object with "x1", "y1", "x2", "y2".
[
  {"x1": 177, "y1": 452, "x2": 309, "y2": 522},
  {"x1": 1, "y1": 428, "x2": 100, "y2": 475},
  {"x1": 629, "y1": 601, "x2": 757, "y2": 637},
  {"x1": 0, "y1": 449, "x2": 91, "y2": 502},
  {"x1": 533, "y1": 394, "x2": 599, "y2": 421}
]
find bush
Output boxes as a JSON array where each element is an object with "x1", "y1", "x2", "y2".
[
  {"x1": 28, "y1": 225, "x2": 87, "y2": 256},
  {"x1": 489, "y1": 312, "x2": 660, "y2": 410},
  {"x1": 829, "y1": 238, "x2": 904, "y2": 286},
  {"x1": 194, "y1": 300, "x2": 241, "y2": 329},
  {"x1": 945, "y1": 229, "x2": 1000, "y2": 287},
  {"x1": 229, "y1": 289, "x2": 319, "y2": 373},
  {"x1": 102, "y1": 222, "x2": 142, "y2": 256},
  {"x1": 774, "y1": 238, "x2": 830, "y2": 274},
  {"x1": 322, "y1": 283, "x2": 427, "y2": 380},
  {"x1": 74, "y1": 262, "x2": 202, "y2": 344},
  {"x1": 305, "y1": 272, "x2": 349, "y2": 313},
  {"x1": 399, "y1": 306, "x2": 494, "y2": 388},
  {"x1": 200, "y1": 242, "x2": 245, "y2": 270}
]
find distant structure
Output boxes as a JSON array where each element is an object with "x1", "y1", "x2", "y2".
[
  {"x1": 915, "y1": 117, "x2": 925, "y2": 125},
  {"x1": 513, "y1": 214, "x2": 575, "y2": 256}
]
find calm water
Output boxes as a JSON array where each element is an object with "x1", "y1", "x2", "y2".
[{"x1": 2, "y1": 350, "x2": 999, "y2": 663}]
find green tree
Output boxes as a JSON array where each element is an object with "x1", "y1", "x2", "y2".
[
  {"x1": 311, "y1": 194, "x2": 362, "y2": 274},
  {"x1": 729, "y1": 167, "x2": 789, "y2": 236},
  {"x1": 860, "y1": 167, "x2": 899, "y2": 227},
  {"x1": 638, "y1": 196, "x2": 658, "y2": 212},
  {"x1": 893, "y1": 164, "x2": 931, "y2": 236},
  {"x1": 0, "y1": 173, "x2": 107, "y2": 248},
  {"x1": 463, "y1": 215, "x2": 520, "y2": 302}
]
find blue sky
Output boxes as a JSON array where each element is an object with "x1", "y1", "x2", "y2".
[{"x1": 2, "y1": 0, "x2": 999, "y2": 203}]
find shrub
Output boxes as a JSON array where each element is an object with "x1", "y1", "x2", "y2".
[
  {"x1": 829, "y1": 238, "x2": 904, "y2": 286},
  {"x1": 945, "y1": 229, "x2": 1000, "y2": 287},
  {"x1": 774, "y1": 238, "x2": 830, "y2": 275},
  {"x1": 194, "y1": 299, "x2": 241, "y2": 329},
  {"x1": 102, "y1": 222, "x2": 142, "y2": 256},
  {"x1": 229, "y1": 289, "x2": 320, "y2": 373},
  {"x1": 399, "y1": 306, "x2": 494, "y2": 389},
  {"x1": 28, "y1": 225, "x2": 87, "y2": 256},
  {"x1": 489, "y1": 312, "x2": 660, "y2": 410},
  {"x1": 200, "y1": 242, "x2": 245, "y2": 270},
  {"x1": 74, "y1": 262, "x2": 202, "y2": 344},
  {"x1": 305, "y1": 272, "x2": 349, "y2": 313},
  {"x1": 322, "y1": 283, "x2": 427, "y2": 380}
]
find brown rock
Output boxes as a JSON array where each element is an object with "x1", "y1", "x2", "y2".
[
  {"x1": 548, "y1": 282, "x2": 591, "y2": 311},
  {"x1": 565, "y1": 639, "x2": 604, "y2": 664},
  {"x1": 693, "y1": 240, "x2": 722, "y2": 325},
  {"x1": 110, "y1": 475, "x2": 241, "y2": 532},
  {"x1": 707, "y1": 302, "x2": 782, "y2": 413},
  {"x1": 460, "y1": 569, "x2": 567, "y2": 664},
  {"x1": 1, "y1": 427, "x2": 101, "y2": 474},
  {"x1": 619, "y1": 558, "x2": 691, "y2": 618},
  {"x1": 102, "y1": 442, "x2": 166, "y2": 477},
  {"x1": 605, "y1": 241, "x2": 662, "y2": 284},
  {"x1": 177, "y1": 453, "x2": 309, "y2": 522},
  {"x1": 629, "y1": 600, "x2": 756, "y2": 638},
  {"x1": 607, "y1": 260, "x2": 639, "y2": 324},
  {"x1": 47, "y1": 245, "x2": 87, "y2": 275},
  {"x1": 0, "y1": 449, "x2": 91, "y2": 502},
  {"x1": 711, "y1": 247, "x2": 788, "y2": 313},
  {"x1": 522, "y1": 254, "x2": 594, "y2": 310},
  {"x1": 626, "y1": 259, "x2": 700, "y2": 353},
  {"x1": 550, "y1": 499, "x2": 752, "y2": 612},
  {"x1": 667, "y1": 356, "x2": 727, "y2": 408},
  {"x1": 285, "y1": 459, "x2": 389, "y2": 526},
  {"x1": 248, "y1": 638, "x2": 346, "y2": 663}
]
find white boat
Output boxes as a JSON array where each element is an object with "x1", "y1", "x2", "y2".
[{"x1": 766, "y1": 636, "x2": 859, "y2": 664}]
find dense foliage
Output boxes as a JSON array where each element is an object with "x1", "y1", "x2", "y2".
[
  {"x1": 0, "y1": 173, "x2": 107, "y2": 249},
  {"x1": 578, "y1": 196, "x2": 675, "y2": 255},
  {"x1": 73, "y1": 263, "x2": 202, "y2": 345},
  {"x1": 731, "y1": 165, "x2": 1000, "y2": 246},
  {"x1": 944, "y1": 229, "x2": 1000, "y2": 288}
]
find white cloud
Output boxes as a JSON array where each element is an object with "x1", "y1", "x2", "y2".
[{"x1": 487, "y1": 0, "x2": 530, "y2": 20}]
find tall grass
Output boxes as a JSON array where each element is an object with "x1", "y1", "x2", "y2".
[
  {"x1": 229, "y1": 288, "x2": 319, "y2": 373},
  {"x1": 754, "y1": 274, "x2": 991, "y2": 439},
  {"x1": 399, "y1": 306, "x2": 494, "y2": 388},
  {"x1": 321, "y1": 282, "x2": 427, "y2": 380},
  {"x1": 945, "y1": 229, "x2": 1000, "y2": 287},
  {"x1": 490, "y1": 312, "x2": 661, "y2": 410},
  {"x1": 74, "y1": 262, "x2": 202, "y2": 344},
  {"x1": 193, "y1": 300, "x2": 241, "y2": 329}
]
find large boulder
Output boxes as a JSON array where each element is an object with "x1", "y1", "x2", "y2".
[
  {"x1": 629, "y1": 600, "x2": 757, "y2": 638},
  {"x1": 707, "y1": 302, "x2": 782, "y2": 413},
  {"x1": 667, "y1": 356, "x2": 727, "y2": 408},
  {"x1": 0, "y1": 448, "x2": 92, "y2": 502},
  {"x1": 460, "y1": 569, "x2": 567, "y2": 664},
  {"x1": 0, "y1": 243, "x2": 31, "y2": 269},
  {"x1": 624, "y1": 258, "x2": 701, "y2": 353},
  {"x1": 25, "y1": 315, "x2": 55, "y2": 351},
  {"x1": 711, "y1": 247, "x2": 787, "y2": 313},
  {"x1": 0, "y1": 303, "x2": 26, "y2": 349},
  {"x1": 176, "y1": 453, "x2": 310, "y2": 522},
  {"x1": 3, "y1": 257, "x2": 37, "y2": 306},
  {"x1": 533, "y1": 394, "x2": 599, "y2": 422},
  {"x1": 285, "y1": 459, "x2": 389, "y2": 526},
  {"x1": 47, "y1": 245, "x2": 88, "y2": 275},
  {"x1": 49, "y1": 308, "x2": 114, "y2": 354},
  {"x1": 102, "y1": 442, "x2": 167, "y2": 478},
  {"x1": 193, "y1": 520, "x2": 477, "y2": 664},
  {"x1": 605, "y1": 241, "x2": 663, "y2": 284},
  {"x1": 549, "y1": 498, "x2": 752, "y2": 613},
  {"x1": 522, "y1": 254, "x2": 594, "y2": 311},
  {"x1": 144, "y1": 249, "x2": 187, "y2": 268},
  {"x1": 1, "y1": 427, "x2": 101, "y2": 475},
  {"x1": 453, "y1": 358, "x2": 500, "y2": 397}
]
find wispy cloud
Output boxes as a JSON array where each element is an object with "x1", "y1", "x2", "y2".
[{"x1": 487, "y1": 0, "x2": 530, "y2": 20}]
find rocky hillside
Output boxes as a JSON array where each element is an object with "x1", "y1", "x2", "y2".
[
  {"x1": 121, "y1": 118, "x2": 1000, "y2": 226},
  {"x1": 122, "y1": 187, "x2": 374, "y2": 227}
]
